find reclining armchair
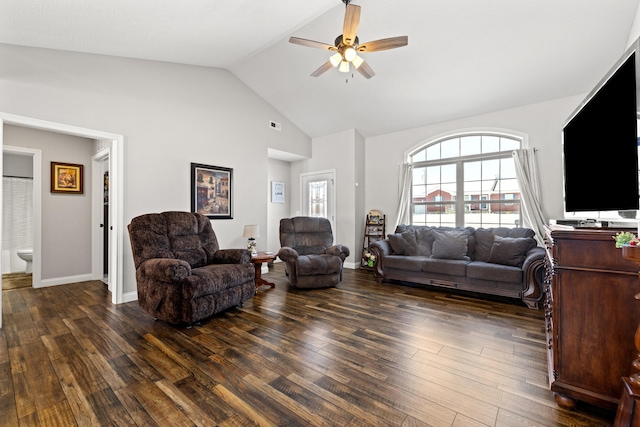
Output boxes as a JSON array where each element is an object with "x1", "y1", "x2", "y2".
[
  {"x1": 278, "y1": 217, "x2": 350, "y2": 289},
  {"x1": 128, "y1": 211, "x2": 255, "y2": 325}
]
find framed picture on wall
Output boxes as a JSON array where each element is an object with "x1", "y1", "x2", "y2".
[
  {"x1": 271, "y1": 181, "x2": 285, "y2": 203},
  {"x1": 51, "y1": 162, "x2": 84, "y2": 194},
  {"x1": 191, "y1": 163, "x2": 233, "y2": 219}
]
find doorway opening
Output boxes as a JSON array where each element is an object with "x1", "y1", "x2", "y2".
[
  {"x1": 300, "y1": 169, "x2": 336, "y2": 242},
  {"x1": 0, "y1": 113, "x2": 124, "y2": 329}
]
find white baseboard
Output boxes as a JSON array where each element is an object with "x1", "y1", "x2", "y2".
[
  {"x1": 344, "y1": 261, "x2": 359, "y2": 269},
  {"x1": 122, "y1": 291, "x2": 138, "y2": 303},
  {"x1": 36, "y1": 273, "x2": 94, "y2": 288}
]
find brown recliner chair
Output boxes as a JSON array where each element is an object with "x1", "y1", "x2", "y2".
[
  {"x1": 278, "y1": 217, "x2": 350, "y2": 289},
  {"x1": 128, "y1": 211, "x2": 255, "y2": 325}
]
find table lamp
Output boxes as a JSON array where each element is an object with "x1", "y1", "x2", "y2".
[{"x1": 243, "y1": 225, "x2": 260, "y2": 256}]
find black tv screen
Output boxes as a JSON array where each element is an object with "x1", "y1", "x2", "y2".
[{"x1": 563, "y1": 51, "x2": 639, "y2": 213}]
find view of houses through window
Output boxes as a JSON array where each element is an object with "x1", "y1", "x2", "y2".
[{"x1": 410, "y1": 134, "x2": 522, "y2": 228}]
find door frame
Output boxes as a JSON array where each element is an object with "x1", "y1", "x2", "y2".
[
  {"x1": 0, "y1": 112, "x2": 124, "y2": 329},
  {"x1": 300, "y1": 169, "x2": 337, "y2": 242}
]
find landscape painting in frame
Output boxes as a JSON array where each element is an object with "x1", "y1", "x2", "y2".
[
  {"x1": 51, "y1": 162, "x2": 84, "y2": 194},
  {"x1": 191, "y1": 163, "x2": 233, "y2": 219}
]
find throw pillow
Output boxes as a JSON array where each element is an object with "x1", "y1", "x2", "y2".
[
  {"x1": 415, "y1": 227, "x2": 434, "y2": 256},
  {"x1": 387, "y1": 231, "x2": 419, "y2": 255},
  {"x1": 487, "y1": 235, "x2": 536, "y2": 267},
  {"x1": 431, "y1": 230, "x2": 469, "y2": 260}
]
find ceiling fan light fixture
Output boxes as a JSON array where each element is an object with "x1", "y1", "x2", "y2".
[
  {"x1": 339, "y1": 60, "x2": 350, "y2": 73},
  {"x1": 329, "y1": 52, "x2": 343, "y2": 67},
  {"x1": 352, "y1": 55, "x2": 364, "y2": 69},
  {"x1": 343, "y1": 46, "x2": 357, "y2": 62}
]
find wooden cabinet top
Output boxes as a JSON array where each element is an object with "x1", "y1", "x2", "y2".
[{"x1": 545, "y1": 225, "x2": 639, "y2": 273}]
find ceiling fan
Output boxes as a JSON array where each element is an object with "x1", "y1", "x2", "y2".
[{"x1": 289, "y1": 0, "x2": 408, "y2": 79}]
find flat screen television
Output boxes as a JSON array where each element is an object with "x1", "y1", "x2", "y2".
[{"x1": 563, "y1": 45, "x2": 639, "y2": 214}]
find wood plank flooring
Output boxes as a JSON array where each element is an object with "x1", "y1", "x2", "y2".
[
  {"x1": 0, "y1": 264, "x2": 615, "y2": 426},
  {"x1": 2, "y1": 272, "x2": 32, "y2": 291}
]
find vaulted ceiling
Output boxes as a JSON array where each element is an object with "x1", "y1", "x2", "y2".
[{"x1": 1, "y1": 0, "x2": 638, "y2": 138}]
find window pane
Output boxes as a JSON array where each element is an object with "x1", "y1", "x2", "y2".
[
  {"x1": 464, "y1": 161, "x2": 481, "y2": 181},
  {"x1": 501, "y1": 137, "x2": 520, "y2": 151},
  {"x1": 413, "y1": 203, "x2": 456, "y2": 227},
  {"x1": 441, "y1": 138, "x2": 460, "y2": 159},
  {"x1": 460, "y1": 136, "x2": 481, "y2": 156},
  {"x1": 500, "y1": 158, "x2": 517, "y2": 179},
  {"x1": 482, "y1": 136, "x2": 500, "y2": 153},
  {"x1": 412, "y1": 149, "x2": 426, "y2": 162},
  {"x1": 426, "y1": 143, "x2": 440, "y2": 161},
  {"x1": 441, "y1": 164, "x2": 456, "y2": 185},
  {"x1": 481, "y1": 159, "x2": 500, "y2": 180}
]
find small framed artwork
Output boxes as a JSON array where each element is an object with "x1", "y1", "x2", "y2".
[
  {"x1": 191, "y1": 163, "x2": 233, "y2": 219},
  {"x1": 271, "y1": 181, "x2": 285, "y2": 203},
  {"x1": 51, "y1": 162, "x2": 84, "y2": 194}
]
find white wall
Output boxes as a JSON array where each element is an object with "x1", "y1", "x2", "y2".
[
  {"x1": 290, "y1": 129, "x2": 363, "y2": 267},
  {"x1": 4, "y1": 125, "x2": 93, "y2": 279},
  {"x1": 365, "y1": 95, "x2": 585, "y2": 230},
  {"x1": 0, "y1": 43, "x2": 312, "y2": 294},
  {"x1": 267, "y1": 158, "x2": 290, "y2": 253}
]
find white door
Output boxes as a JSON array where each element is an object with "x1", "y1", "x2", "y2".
[{"x1": 300, "y1": 170, "x2": 336, "y2": 241}]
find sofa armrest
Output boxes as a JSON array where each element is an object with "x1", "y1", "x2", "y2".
[
  {"x1": 211, "y1": 249, "x2": 251, "y2": 264},
  {"x1": 327, "y1": 244, "x2": 350, "y2": 260},
  {"x1": 138, "y1": 258, "x2": 191, "y2": 282},
  {"x1": 370, "y1": 240, "x2": 392, "y2": 281},
  {"x1": 278, "y1": 246, "x2": 299, "y2": 262},
  {"x1": 521, "y1": 246, "x2": 546, "y2": 309}
]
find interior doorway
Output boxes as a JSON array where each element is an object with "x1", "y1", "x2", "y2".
[{"x1": 0, "y1": 113, "x2": 125, "y2": 329}]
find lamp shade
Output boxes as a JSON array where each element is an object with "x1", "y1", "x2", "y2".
[{"x1": 243, "y1": 225, "x2": 260, "y2": 238}]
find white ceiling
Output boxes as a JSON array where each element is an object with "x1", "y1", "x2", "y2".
[{"x1": 1, "y1": 0, "x2": 639, "y2": 139}]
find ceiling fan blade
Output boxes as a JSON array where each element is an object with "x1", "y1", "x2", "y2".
[
  {"x1": 355, "y1": 60, "x2": 375, "y2": 79},
  {"x1": 358, "y1": 36, "x2": 408, "y2": 52},
  {"x1": 289, "y1": 37, "x2": 337, "y2": 51},
  {"x1": 342, "y1": 4, "x2": 361, "y2": 45},
  {"x1": 311, "y1": 61, "x2": 334, "y2": 77}
]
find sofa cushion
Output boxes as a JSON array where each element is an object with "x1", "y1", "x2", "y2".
[
  {"x1": 422, "y1": 258, "x2": 469, "y2": 276},
  {"x1": 466, "y1": 261, "x2": 523, "y2": 284},
  {"x1": 296, "y1": 254, "x2": 343, "y2": 276},
  {"x1": 383, "y1": 255, "x2": 426, "y2": 272},
  {"x1": 431, "y1": 230, "x2": 469, "y2": 260},
  {"x1": 487, "y1": 235, "x2": 537, "y2": 267},
  {"x1": 388, "y1": 231, "x2": 419, "y2": 255}
]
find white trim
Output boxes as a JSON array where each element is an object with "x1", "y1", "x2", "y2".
[
  {"x1": 38, "y1": 273, "x2": 93, "y2": 288},
  {"x1": 403, "y1": 127, "x2": 529, "y2": 161},
  {"x1": 0, "y1": 112, "x2": 125, "y2": 315}
]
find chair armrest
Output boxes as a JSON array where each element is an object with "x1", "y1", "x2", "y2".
[
  {"x1": 278, "y1": 246, "x2": 299, "y2": 262},
  {"x1": 327, "y1": 244, "x2": 350, "y2": 260},
  {"x1": 212, "y1": 249, "x2": 251, "y2": 264},
  {"x1": 138, "y1": 258, "x2": 191, "y2": 282}
]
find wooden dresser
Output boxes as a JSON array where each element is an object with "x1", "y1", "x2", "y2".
[{"x1": 544, "y1": 225, "x2": 640, "y2": 411}]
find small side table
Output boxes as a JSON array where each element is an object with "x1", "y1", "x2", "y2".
[{"x1": 251, "y1": 251, "x2": 277, "y2": 291}]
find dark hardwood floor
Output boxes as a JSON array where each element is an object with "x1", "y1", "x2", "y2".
[{"x1": 0, "y1": 264, "x2": 615, "y2": 426}]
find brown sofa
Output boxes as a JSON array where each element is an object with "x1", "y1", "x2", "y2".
[
  {"x1": 128, "y1": 211, "x2": 255, "y2": 325},
  {"x1": 370, "y1": 225, "x2": 546, "y2": 308}
]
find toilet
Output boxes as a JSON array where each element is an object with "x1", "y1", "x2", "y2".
[{"x1": 16, "y1": 249, "x2": 33, "y2": 274}]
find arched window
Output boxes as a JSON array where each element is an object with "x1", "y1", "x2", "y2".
[{"x1": 410, "y1": 133, "x2": 522, "y2": 228}]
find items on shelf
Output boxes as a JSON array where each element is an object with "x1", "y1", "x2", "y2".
[{"x1": 361, "y1": 211, "x2": 385, "y2": 268}]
